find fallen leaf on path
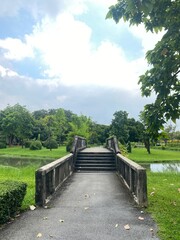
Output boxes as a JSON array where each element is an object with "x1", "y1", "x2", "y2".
[
  {"x1": 115, "y1": 224, "x2": 119, "y2": 228},
  {"x1": 84, "y1": 207, "x2": 89, "y2": 210},
  {"x1": 138, "y1": 216, "x2": 144, "y2": 221},
  {"x1": 150, "y1": 228, "x2": 154, "y2": 232},
  {"x1": 59, "y1": 219, "x2": 64, "y2": 223},
  {"x1": 43, "y1": 217, "x2": 48, "y2": 220},
  {"x1": 124, "y1": 224, "x2": 130, "y2": 230},
  {"x1": 37, "y1": 233, "x2": 42, "y2": 238},
  {"x1": 30, "y1": 205, "x2": 36, "y2": 211}
]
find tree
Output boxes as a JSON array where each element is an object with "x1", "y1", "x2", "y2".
[
  {"x1": 55, "y1": 109, "x2": 68, "y2": 144},
  {"x1": 127, "y1": 118, "x2": 144, "y2": 142},
  {"x1": 106, "y1": 0, "x2": 180, "y2": 137},
  {"x1": 89, "y1": 123, "x2": 110, "y2": 145},
  {"x1": 0, "y1": 104, "x2": 34, "y2": 146},
  {"x1": 110, "y1": 110, "x2": 129, "y2": 144}
]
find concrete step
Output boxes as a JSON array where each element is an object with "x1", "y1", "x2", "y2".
[
  {"x1": 75, "y1": 151, "x2": 116, "y2": 171},
  {"x1": 76, "y1": 166, "x2": 116, "y2": 171}
]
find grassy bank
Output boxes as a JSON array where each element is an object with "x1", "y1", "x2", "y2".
[
  {"x1": 0, "y1": 146, "x2": 68, "y2": 210},
  {"x1": 0, "y1": 146, "x2": 67, "y2": 159},
  {"x1": 128, "y1": 148, "x2": 180, "y2": 239},
  {"x1": 0, "y1": 164, "x2": 39, "y2": 209},
  {"x1": 147, "y1": 172, "x2": 180, "y2": 240},
  {"x1": 128, "y1": 148, "x2": 180, "y2": 163}
]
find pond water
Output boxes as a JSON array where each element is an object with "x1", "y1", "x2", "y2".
[
  {"x1": 0, "y1": 157, "x2": 53, "y2": 168},
  {"x1": 143, "y1": 162, "x2": 180, "y2": 173}
]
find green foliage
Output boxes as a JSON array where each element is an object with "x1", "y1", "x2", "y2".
[
  {"x1": 110, "y1": 110, "x2": 144, "y2": 144},
  {"x1": 118, "y1": 142, "x2": 128, "y2": 156},
  {"x1": 24, "y1": 140, "x2": 32, "y2": 148},
  {"x1": 111, "y1": 110, "x2": 129, "y2": 144},
  {"x1": 107, "y1": 0, "x2": 180, "y2": 138},
  {"x1": 66, "y1": 133, "x2": 74, "y2": 152},
  {"x1": 29, "y1": 140, "x2": 42, "y2": 150},
  {"x1": 126, "y1": 141, "x2": 131, "y2": 153},
  {"x1": 0, "y1": 132, "x2": 6, "y2": 149},
  {"x1": 44, "y1": 138, "x2": 58, "y2": 150},
  {"x1": 0, "y1": 104, "x2": 34, "y2": 146},
  {"x1": 0, "y1": 180, "x2": 27, "y2": 224}
]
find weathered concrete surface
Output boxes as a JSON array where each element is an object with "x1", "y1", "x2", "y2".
[
  {"x1": 81, "y1": 146, "x2": 111, "y2": 152},
  {"x1": 0, "y1": 173, "x2": 159, "y2": 240}
]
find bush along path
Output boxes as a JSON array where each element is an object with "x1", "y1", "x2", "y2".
[{"x1": 0, "y1": 181, "x2": 27, "y2": 224}]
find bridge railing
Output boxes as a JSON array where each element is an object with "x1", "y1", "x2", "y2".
[
  {"x1": 106, "y1": 136, "x2": 121, "y2": 154},
  {"x1": 71, "y1": 135, "x2": 87, "y2": 154},
  {"x1": 106, "y1": 136, "x2": 147, "y2": 207},
  {"x1": 35, "y1": 136, "x2": 87, "y2": 206},
  {"x1": 116, "y1": 154, "x2": 147, "y2": 207}
]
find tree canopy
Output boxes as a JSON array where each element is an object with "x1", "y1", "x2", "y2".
[{"x1": 106, "y1": 0, "x2": 180, "y2": 138}]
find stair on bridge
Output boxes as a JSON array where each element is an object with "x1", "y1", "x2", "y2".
[{"x1": 75, "y1": 148, "x2": 116, "y2": 171}]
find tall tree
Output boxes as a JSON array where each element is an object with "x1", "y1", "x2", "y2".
[
  {"x1": 0, "y1": 104, "x2": 34, "y2": 146},
  {"x1": 106, "y1": 0, "x2": 180, "y2": 137},
  {"x1": 110, "y1": 110, "x2": 129, "y2": 144}
]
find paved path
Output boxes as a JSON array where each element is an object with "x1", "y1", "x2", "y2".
[
  {"x1": 0, "y1": 173, "x2": 159, "y2": 240},
  {"x1": 81, "y1": 146, "x2": 112, "y2": 152}
]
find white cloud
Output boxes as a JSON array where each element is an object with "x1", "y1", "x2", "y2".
[
  {"x1": 0, "y1": 37, "x2": 34, "y2": 60},
  {"x1": 129, "y1": 24, "x2": 165, "y2": 53},
  {"x1": 22, "y1": 13, "x2": 147, "y2": 91},
  {"x1": 0, "y1": 65, "x2": 18, "y2": 77}
]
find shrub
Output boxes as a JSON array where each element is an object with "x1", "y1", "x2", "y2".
[
  {"x1": 127, "y1": 141, "x2": 132, "y2": 153},
  {"x1": 66, "y1": 137, "x2": 74, "y2": 152},
  {"x1": 118, "y1": 142, "x2": 128, "y2": 157},
  {"x1": 0, "y1": 180, "x2": 27, "y2": 224},
  {"x1": 29, "y1": 140, "x2": 42, "y2": 150},
  {"x1": 162, "y1": 146, "x2": 166, "y2": 150},
  {"x1": 44, "y1": 138, "x2": 58, "y2": 151},
  {"x1": 0, "y1": 142, "x2": 6, "y2": 149},
  {"x1": 24, "y1": 140, "x2": 32, "y2": 148}
]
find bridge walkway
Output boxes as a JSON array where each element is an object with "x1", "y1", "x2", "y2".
[{"x1": 0, "y1": 171, "x2": 158, "y2": 239}]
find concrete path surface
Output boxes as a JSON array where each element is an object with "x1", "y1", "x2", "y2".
[
  {"x1": 81, "y1": 146, "x2": 112, "y2": 152},
  {"x1": 0, "y1": 173, "x2": 159, "y2": 240}
]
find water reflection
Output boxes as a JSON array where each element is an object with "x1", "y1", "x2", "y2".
[
  {"x1": 143, "y1": 163, "x2": 180, "y2": 172},
  {"x1": 0, "y1": 157, "x2": 53, "y2": 168}
]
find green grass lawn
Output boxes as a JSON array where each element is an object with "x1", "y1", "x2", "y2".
[
  {"x1": 128, "y1": 148, "x2": 180, "y2": 163},
  {"x1": 0, "y1": 146, "x2": 67, "y2": 159},
  {"x1": 147, "y1": 172, "x2": 180, "y2": 240}
]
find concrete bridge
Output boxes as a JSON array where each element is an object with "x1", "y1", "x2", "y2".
[{"x1": 0, "y1": 136, "x2": 159, "y2": 240}]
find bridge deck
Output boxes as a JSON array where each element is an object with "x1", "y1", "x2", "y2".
[
  {"x1": 81, "y1": 146, "x2": 112, "y2": 152},
  {"x1": 0, "y1": 172, "x2": 158, "y2": 240}
]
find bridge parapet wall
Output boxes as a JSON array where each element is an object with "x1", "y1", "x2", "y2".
[
  {"x1": 35, "y1": 136, "x2": 87, "y2": 206},
  {"x1": 106, "y1": 136, "x2": 147, "y2": 207},
  {"x1": 116, "y1": 153, "x2": 147, "y2": 207},
  {"x1": 35, "y1": 154, "x2": 73, "y2": 206}
]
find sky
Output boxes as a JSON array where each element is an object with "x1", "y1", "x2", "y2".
[{"x1": 0, "y1": 0, "x2": 178, "y2": 128}]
